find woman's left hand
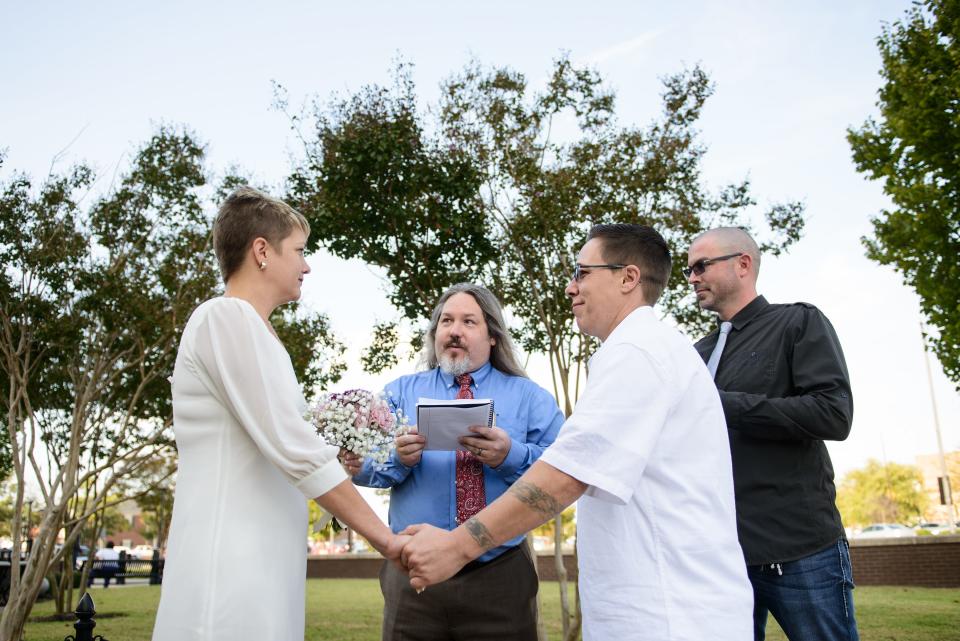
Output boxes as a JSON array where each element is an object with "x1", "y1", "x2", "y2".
[{"x1": 338, "y1": 448, "x2": 363, "y2": 476}]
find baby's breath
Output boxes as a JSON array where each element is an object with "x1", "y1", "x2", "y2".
[{"x1": 306, "y1": 389, "x2": 409, "y2": 464}]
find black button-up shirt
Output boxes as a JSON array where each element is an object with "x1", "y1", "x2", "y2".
[{"x1": 695, "y1": 295, "x2": 853, "y2": 565}]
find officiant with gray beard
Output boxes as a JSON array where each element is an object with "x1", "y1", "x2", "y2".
[{"x1": 343, "y1": 282, "x2": 564, "y2": 641}]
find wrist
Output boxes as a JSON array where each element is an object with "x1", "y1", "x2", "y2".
[
  {"x1": 369, "y1": 526, "x2": 394, "y2": 556},
  {"x1": 454, "y1": 517, "x2": 495, "y2": 561}
]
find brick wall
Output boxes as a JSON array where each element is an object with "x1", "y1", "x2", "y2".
[
  {"x1": 306, "y1": 537, "x2": 960, "y2": 588},
  {"x1": 849, "y1": 535, "x2": 960, "y2": 587},
  {"x1": 535, "y1": 552, "x2": 578, "y2": 581},
  {"x1": 306, "y1": 554, "x2": 384, "y2": 579},
  {"x1": 305, "y1": 552, "x2": 579, "y2": 580}
]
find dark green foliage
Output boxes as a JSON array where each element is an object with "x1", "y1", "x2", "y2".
[
  {"x1": 0, "y1": 128, "x2": 347, "y2": 635},
  {"x1": 283, "y1": 65, "x2": 495, "y2": 322},
  {"x1": 283, "y1": 55, "x2": 804, "y2": 396},
  {"x1": 274, "y1": 310, "x2": 347, "y2": 396},
  {"x1": 848, "y1": 0, "x2": 960, "y2": 387},
  {"x1": 360, "y1": 321, "x2": 400, "y2": 375},
  {"x1": 1, "y1": 127, "x2": 346, "y2": 459}
]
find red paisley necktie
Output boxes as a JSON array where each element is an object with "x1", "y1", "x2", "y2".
[{"x1": 454, "y1": 373, "x2": 486, "y2": 524}]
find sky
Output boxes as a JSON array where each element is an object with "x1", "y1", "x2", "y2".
[{"x1": 3, "y1": 1, "x2": 957, "y2": 495}]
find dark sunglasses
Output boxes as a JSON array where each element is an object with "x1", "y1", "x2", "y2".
[
  {"x1": 682, "y1": 253, "x2": 743, "y2": 278},
  {"x1": 572, "y1": 263, "x2": 627, "y2": 282}
]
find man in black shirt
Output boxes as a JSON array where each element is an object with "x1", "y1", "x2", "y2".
[{"x1": 686, "y1": 227, "x2": 859, "y2": 641}]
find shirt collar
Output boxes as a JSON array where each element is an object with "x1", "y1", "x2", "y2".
[
  {"x1": 605, "y1": 305, "x2": 655, "y2": 344},
  {"x1": 437, "y1": 360, "x2": 494, "y2": 392},
  {"x1": 726, "y1": 295, "x2": 768, "y2": 331}
]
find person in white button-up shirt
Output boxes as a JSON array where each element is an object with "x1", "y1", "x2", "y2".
[{"x1": 398, "y1": 224, "x2": 752, "y2": 641}]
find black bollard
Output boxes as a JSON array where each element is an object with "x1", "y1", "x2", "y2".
[
  {"x1": 64, "y1": 592, "x2": 107, "y2": 641},
  {"x1": 149, "y1": 548, "x2": 161, "y2": 585}
]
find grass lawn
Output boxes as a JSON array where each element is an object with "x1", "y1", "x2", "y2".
[{"x1": 22, "y1": 581, "x2": 960, "y2": 640}]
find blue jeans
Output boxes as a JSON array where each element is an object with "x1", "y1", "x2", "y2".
[{"x1": 748, "y1": 539, "x2": 859, "y2": 641}]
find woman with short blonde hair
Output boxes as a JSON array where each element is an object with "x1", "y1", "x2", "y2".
[{"x1": 154, "y1": 187, "x2": 399, "y2": 641}]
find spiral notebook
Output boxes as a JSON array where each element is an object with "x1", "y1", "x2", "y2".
[{"x1": 416, "y1": 398, "x2": 495, "y2": 451}]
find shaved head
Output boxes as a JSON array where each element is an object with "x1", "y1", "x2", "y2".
[
  {"x1": 686, "y1": 227, "x2": 761, "y2": 320},
  {"x1": 693, "y1": 227, "x2": 761, "y2": 275}
]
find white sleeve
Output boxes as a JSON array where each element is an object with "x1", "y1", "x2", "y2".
[
  {"x1": 190, "y1": 299, "x2": 347, "y2": 499},
  {"x1": 540, "y1": 343, "x2": 673, "y2": 505}
]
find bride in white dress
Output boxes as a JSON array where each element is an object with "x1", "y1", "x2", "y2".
[{"x1": 153, "y1": 187, "x2": 400, "y2": 641}]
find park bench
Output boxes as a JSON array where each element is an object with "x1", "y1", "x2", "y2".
[{"x1": 84, "y1": 550, "x2": 164, "y2": 586}]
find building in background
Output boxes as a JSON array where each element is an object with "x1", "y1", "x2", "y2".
[{"x1": 915, "y1": 450, "x2": 960, "y2": 525}]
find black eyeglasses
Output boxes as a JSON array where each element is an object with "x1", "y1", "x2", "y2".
[
  {"x1": 572, "y1": 263, "x2": 627, "y2": 282},
  {"x1": 682, "y1": 253, "x2": 743, "y2": 278}
]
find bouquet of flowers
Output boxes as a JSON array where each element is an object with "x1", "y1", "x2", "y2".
[{"x1": 306, "y1": 389, "x2": 409, "y2": 464}]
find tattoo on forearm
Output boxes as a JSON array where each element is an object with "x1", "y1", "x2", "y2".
[
  {"x1": 465, "y1": 517, "x2": 496, "y2": 551},
  {"x1": 509, "y1": 480, "x2": 562, "y2": 518}
]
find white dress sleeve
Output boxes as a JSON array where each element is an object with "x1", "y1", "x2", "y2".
[
  {"x1": 189, "y1": 298, "x2": 347, "y2": 499},
  {"x1": 540, "y1": 343, "x2": 674, "y2": 505}
]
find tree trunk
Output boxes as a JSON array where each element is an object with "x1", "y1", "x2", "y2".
[
  {"x1": 563, "y1": 544, "x2": 582, "y2": 641},
  {"x1": 554, "y1": 516, "x2": 570, "y2": 639},
  {"x1": 0, "y1": 506, "x2": 65, "y2": 639},
  {"x1": 0, "y1": 551, "x2": 46, "y2": 641},
  {"x1": 63, "y1": 559, "x2": 75, "y2": 618},
  {"x1": 50, "y1": 555, "x2": 66, "y2": 617}
]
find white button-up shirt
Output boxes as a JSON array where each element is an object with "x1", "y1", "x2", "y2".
[{"x1": 541, "y1": 306, "x2": 752, "y2": 641}]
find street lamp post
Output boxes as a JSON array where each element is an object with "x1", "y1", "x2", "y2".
[{"x1": 921, "y1": 322, "x2": 958, "y2": 525}]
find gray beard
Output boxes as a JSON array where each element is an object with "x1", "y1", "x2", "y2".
[{"x1": 438, "y1": 354, "x2": 474, "y2": 377}]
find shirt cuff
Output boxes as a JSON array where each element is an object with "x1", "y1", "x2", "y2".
[
  {"x1": 493, "y1": 438, "x2": 524, "y2": 476},
  {"x1": 540, "y1": 449, "x2": 630, "y2": 505},
  {"x1": 391, "y1": 448, "x2": 413, "y2": 471},
  {"x1": 720, "y1": 390, "x2": 742, "y2": 429},
  {"x1": 295, "y1": 458, "x2": 349, "y2": 499}
]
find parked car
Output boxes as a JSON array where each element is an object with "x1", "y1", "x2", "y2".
[
  {"x1": 914, "y1": 522, "x2": 958, "y2": 536},
  {"x1": 855, "y1": 523, "x2": 915, "y2": 539},
  {"x1": 131, "y1": 545, "x2": 156, "y2": 560}
]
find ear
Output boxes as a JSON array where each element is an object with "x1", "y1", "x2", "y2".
[
  {"x1": 736, "y1": 253, "x2": 753, "y2": 277},
  {"x1": 621, "y1": 264, "x2": 642, "y2": 293},
  {"x1": 251, "y1": 237, "x2": 269, "y2": 262}
]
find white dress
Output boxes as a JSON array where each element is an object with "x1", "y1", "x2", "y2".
[{"x1": 152, "y1": 297, "x2": 347, "y2": 641}]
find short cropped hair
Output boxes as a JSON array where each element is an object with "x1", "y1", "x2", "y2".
[
  {"x1": 423, "y1": 283, "x2": 527, "y2": 379},
  {"x1": 212, "y1": 186, "x2": 310, "y2": 283},
  {"x1": 587, "y1": 224, "x2": 672, "y2": 304},
  {"x1": 694, "y1": 226, "x2": 761, "y2": 276}
]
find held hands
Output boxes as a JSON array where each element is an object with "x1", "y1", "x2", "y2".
[
  {"x1": 384, "y1": 533, "x2": 412, "y2": 565},
  {"x1": 459, "y1": 425, "x2": 511, "y2": 468},
  {"x1": 397, "y1": 524, "x2": 471, "y2": 591}
]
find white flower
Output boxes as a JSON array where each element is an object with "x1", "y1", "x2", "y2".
[{"x1": 306, "y1": 389, "x2": 409, "y2": 464}]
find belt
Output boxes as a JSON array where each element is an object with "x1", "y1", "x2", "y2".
[{"x1": 454, "y1": 544, "x2": 524, "y2": 577}]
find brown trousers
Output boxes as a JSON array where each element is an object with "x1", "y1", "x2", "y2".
[{"x1": 380, "y1": 544, "x2": 539, "y2": 641}]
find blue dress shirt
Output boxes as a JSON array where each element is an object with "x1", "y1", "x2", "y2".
[{"x1": 353, "y1": 361, "x2": 565, "y2": 561}]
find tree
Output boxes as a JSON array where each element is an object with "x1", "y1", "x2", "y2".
[
  {"x1": 847, "y1": 0, "x2": 960, "y2": 387},
  {"x1": 284, "y1": 55, "x2": 805, "y2": 640},
  {"x1": 836, "y1": 459, "x2": 929, "y2": 527},
  {"x1": 279, "y1": 67, "x2": 495, "y2": 323},
  {"x1": 0, "y1": 129, "x2": 346, "y2": 638},
  {"x1": 532, "y1": 506, "x2": 576, "y2": 543}
]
